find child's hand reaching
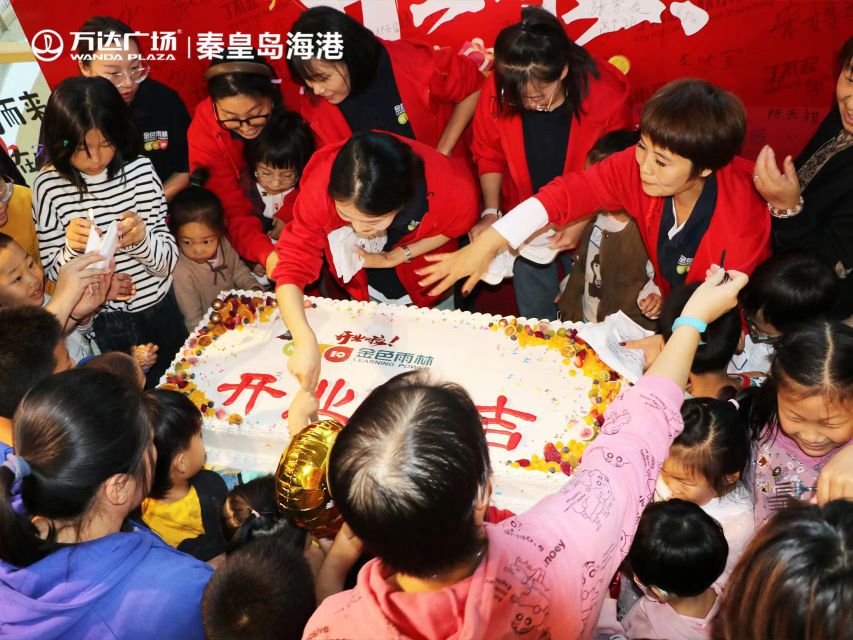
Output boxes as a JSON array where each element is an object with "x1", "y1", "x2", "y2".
[
  {"x1": 315, "y1": 523, "x2": 364, "y2": 602},
  {"x1": 132, "y1": 343, "x2": 158, "y2": 372},
  {"x1": 638, "y1": 292, "x2": 662, "y2": 319},
  {"x1": 66, "y1": 217, "x2": 95, "y2": 252},
  {"x1": 107, "y1": 273, "x2": 135, "y2": 301},
  {"x1": 270, "y1": 217, "x2": 286, "y2": 241},
  {"x1": 287, "y1": 387, "x2": 319, "y2": 436},
  {"x1": 117, "y1": 211, "x2": 146, "y2": 248},
  {"x1": 816, "y1": 443, "x2": 853, "y2": 505}
]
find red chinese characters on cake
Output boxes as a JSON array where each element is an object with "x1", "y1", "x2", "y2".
[
  {"x1": 335, "y1": 330, "x2": 400, "y2": 347},
  {"x1": 217, "y1": 373, "x2": 287, "y2": 415},
  {"x1": 475, "y1": 395, "x2": 537, "y2": 452},
  {"x1": 281, "y1": 378, "x2": 356, "y2": 423}
]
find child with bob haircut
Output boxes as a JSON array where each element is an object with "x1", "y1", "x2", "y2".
[
  {"x1": 714, "y1": 500, "x2": 852, "y2": 640},
  {"x1": 657, "y1": 398, "x2": 754, "y2": 584},
  {"x1": 419, "y1": 79, "x2": 771, "y2": 298},
  {"x1": 202, "y1": 533, "x2": 316, "y2": 640},
  {"x1": 244, "y1": 110, "x2": 315, "y2": 241},
  {"x1": 600, "y1": 500, "x2": 727, "y2": 640},
  {"x1": 0, "y1": 369, "x2": 212, "y2": 639},
  {"x1": 749, "y1": 321, "x2": 853, "y2": 527},
  {"x1": 141, "y1": 389, "x2": 228, "y2": 562},
  {"x1": 34, "y1": 76, "x2": 182, "y2": 386},
  {"x1": 169, "y1": 168, "x2": 261, "y2": 330},
  {"x1": 302, "y1": 265, "x2": 748, "y2": 639}
]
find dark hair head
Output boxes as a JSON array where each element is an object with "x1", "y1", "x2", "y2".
[
  {"x1": 286, "y1": 6, "x2": 381, "y2": 98},
  {"x1": 80, "y1": 351, "x2": 146, "y2": 390},
  {"x1": 628, "y1": 499, "x2": 728, "y2": 597},
  {"x1": 752, "y1": 322, "x2": 853, "y2": 441},
  {"x1": 244, "y1": 111, "x2": 315, "y2": 176},
  {"x1": 837, "y1": 36, "x2": 853, "y2": 76},
  {"x1": 740, "y1": 252, "x2": 840, "y2": 334},
  {"x1": 168, "y1": 168, "x2": 226, "y2": 237},
  {"x1": 641, "y1": 79, "x2": 745, "y2": 174},
  {"x1": 672, "y1": 398, "x2": 750, "y2": 495},
  {"x1": 715, "y1": 500, "x2": 852, "y2": 640},
  {"x1": 587, "y1": 129, "x2": 640, "y2": 166},
  {"x1": 493, "y1": 5, "x2": 599, "y2": 119},
  {"x1": 329, "y1": 371, "x2": 491, "y2": 578},
  {"x1": 0, "y1": 369, "x2": 155, "y2": 567},
  {"x1": 661, "y1": 283, "x2": 742, "y2": 376},
  {"x1": 202, "y1": 533, "x2": 316, "y2": 640},
  {"x1": 207, "y1": 50, "x2": 282, "y2": 110},
  {"x1": 221, "y1": 475, "x2": 306, "y2": 553},
  {"x1": 0, "y1": 232, "x2": 16, "y2": 252},
  {"x1": 42, "y1": 76, "x2": 140, "y2": 190},
  {"x1": 146, "y1": 388, "x2": 202, "y2": 500},
  {"x1": 0, "y1": 307, "x2": 63, "y2": 419},
  {"x1": 76, "y1": 16, "x2": 140, "y2": 66},
  {"x1": 328, "y1": 132, "x2": 424, "y2": 216}
]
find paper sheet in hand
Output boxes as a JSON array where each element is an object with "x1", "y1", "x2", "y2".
[
  {"x1": 84, "y1": 221, "x2": 119, "y2": 270},
  {"x1": 577, "y1": 311, "x2": 654, "y2": 383}
]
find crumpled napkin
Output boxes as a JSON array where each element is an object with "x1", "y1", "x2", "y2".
[{"x1": 482, "y1": 227, "x2": 559, "y2": 285}]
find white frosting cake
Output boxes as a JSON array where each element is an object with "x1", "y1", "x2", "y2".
[{"x1": 161, "y1": 292, "x2": 622, "y2": 513}]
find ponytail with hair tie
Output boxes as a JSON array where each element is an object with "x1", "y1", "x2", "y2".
[{"x1": 1, "y1": 454, "x2": 31, "y2": 515}]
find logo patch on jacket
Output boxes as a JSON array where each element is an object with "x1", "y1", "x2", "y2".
[{"x1": 676, "y1": 255, "x2": 693, "y2": 275}]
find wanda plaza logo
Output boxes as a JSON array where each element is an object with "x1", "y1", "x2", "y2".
[{"x1": 28, "y1": 29, "x2": 343, "y2": 63}]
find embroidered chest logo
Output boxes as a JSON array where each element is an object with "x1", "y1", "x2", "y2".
[
  {"x1": 675, "y1": 255, "x2": 693, "y2": 275},
  {"x1": 143, "y1": 130, "x2": 169, "y2": 151},
  {"x1": 406, "y1": 220, "x2": 420, "y2": 232},
  {"x1": 394, "y1": 103, "x2": 408, "y2": 125}
]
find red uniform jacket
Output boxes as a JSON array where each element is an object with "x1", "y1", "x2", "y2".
[
  {"x1": 187, "y1": 97, "x2": 274, "y2": 266},
  {"x1": 273, "y1": 188, "x2": 298, "y2": 226},
  {"x1": 272, "y1": 135, "x2": 478, "y2": 307},
  {"x1": 471, "y1": 60, "x2": 634, "y2": 212},
  {"x1": 534, "y1": 147, "x2": 771, "y2": 296},
  {"x1": 297, "y1": 39, "x2": 484, "y2": 159}
]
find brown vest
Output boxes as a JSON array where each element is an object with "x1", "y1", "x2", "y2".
[{"x1": 558, "y1": 214, "x2": 657, "y2": 330}]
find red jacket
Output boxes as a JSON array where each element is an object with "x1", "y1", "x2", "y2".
[
  {"x1": 273, "y1": 188, "x2": 298, "y2": 226},
  {"x1": 297, "y1": 39, "x2": 484, "y2": 159},
  {"x1": 472, "y1": 60, "x2": 634, "y2": 212},
  {"x1": 535, "y1": 147, "x2": 771, "y2": 295},
  {"x1": 272, "y1": 135, "x2": 478, "y2": 307},
  {"x1": 187, "y1": 97, "x2": 274, "y2": 265}
]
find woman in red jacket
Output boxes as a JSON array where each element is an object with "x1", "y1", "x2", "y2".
[
  {"x1": 470, "y1": 6, "x2": 634, "y2": 320},
  {"x1": 287, "y1": 6, "x2": 483, "y2": 159},
  {"x1": 273, "y1": 132, "x2": 477, "y2": 394},
  {"x1": 419, "y1": 79, "x2": 771, "y2": 299},
  {"x1": 187, "y1": 52, "x2": 288, "y2": 276}
]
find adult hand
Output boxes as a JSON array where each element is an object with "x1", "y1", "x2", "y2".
[
  {"x1": 289, "y1": 336, "x2": 321, "y2": 393},
  {"x1": 468, "y1": 214, "x2": 498, "y2": 242},
  {"x1": 66, "y1": 217, "x2": 94, "y2": 252},
  {"x1": 753, "y1": 145, "x2": 801, "y2": 211},
  {"x1": 638, "y1": 293, "x2": 663, "y2": 319},
  {"x1": 549, "y1": 219, "x2": 587, "y2": 251},
  {"x1": 417, "y1": 227, "x2": 507, "y2": 297},
  {"x1": 107, "y1": 272, "x2": 135, "y2": 301},
  {"x1": 815, "y1": 443, "x2": 853, "y2": 506},
  {"x1": 355, "y1": 246, "x2": 405, "y2": 269},
  {"x1": 622, "y1": 334, "x2": 665, "y2": 372},
  {"x1": 270, "y1": 217, "x2": 286, "y2": 241},
  {"x1": 70, "y1": 268, "x2": 112, "y2": 321},
  {"x1": 287, "y1": 387, "x2": 320, "y2": 437},
  {"x1": 681, "y1": 265, "x2": 748, "y2": 325},
  {"x1": 117, "y1": 211, "x2": 146, "y2": 248}
]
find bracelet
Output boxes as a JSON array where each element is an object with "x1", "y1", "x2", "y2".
[
  {"x1": 481, "y1": 207, "x2": 503, "y2": 219},
  {"x1": 69, "y1": 314, "x2": 83, "y2": 323},
  {"x1": 768, "y1": 196, "x2": 804, "y2": 219},
  {"x1": 401, "y1": 245, "x2": 413, "y2": 263},
  {"x1": 672, "y1": 316, "x2": 708, "y2": 334}
]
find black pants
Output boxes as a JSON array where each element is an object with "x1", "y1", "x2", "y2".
[{"x1": 93, "y1": 288, "x2": 188, "y2": 388}]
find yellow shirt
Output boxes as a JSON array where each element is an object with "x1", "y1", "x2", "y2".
[{"x1": 141, "y1": 486, "x2": 205, "y2": 548}]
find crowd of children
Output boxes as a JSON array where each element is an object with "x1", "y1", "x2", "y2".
[{"x1": 0, "y1": 5, "x2": 850, "y2": 640}]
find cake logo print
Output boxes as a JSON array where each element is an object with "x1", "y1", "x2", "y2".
[{"x1": 30, "y1": 30, "x2": 65, "y2": 62}]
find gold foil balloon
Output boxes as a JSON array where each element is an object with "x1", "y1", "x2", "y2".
[{"x1": 275, "y1": 419, "x2": 345, "y2": 538}]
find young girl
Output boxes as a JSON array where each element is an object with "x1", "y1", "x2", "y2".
[
  {"x1": 244, "y1": 110, "x2": 315, "y2": 242},
  {"x1": 0, "y1": 369, "x2": 211, "y2": 638},
  {"x1": 750, "y1": 321, "x2": 853, "y2": 528},
  {"x1": 169, "y1": 169, "x2": 262, "y2": 330},
  {"x1": 657, "y1": 398, "x2": 754, "y2": 584},
  {"x1": 302, "y1": 267, "x2": 747, "y2": 639},
  {"x1": 141, "y1": 389, "x2": 228, "y2": 563},
  {"x1": 34, "y1": 76, "x2": 182, "y2": 386}
]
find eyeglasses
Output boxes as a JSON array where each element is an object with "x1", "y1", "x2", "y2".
[
  {"x1": 102, "y1": 66, "x2": 150, "y2": 87},
  {"x1": 214, "y1": 103, "x2": 272, "y2": 131},
  {"x1": 742, "y1": 307, "x2": 780, "y2": 345}
]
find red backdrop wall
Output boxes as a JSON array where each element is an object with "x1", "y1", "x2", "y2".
[{"x1": 12, "y1": 0, "x2": 852, "y2": 160}]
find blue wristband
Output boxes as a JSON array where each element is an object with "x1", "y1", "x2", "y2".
[{"x1": 672, "y1": 316, "x2": 708, "y2": 334}]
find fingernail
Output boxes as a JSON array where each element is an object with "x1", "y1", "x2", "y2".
[
  {"x1": 462, "y1": 290, "x2": 470, "y2": 297},
  {"x1": 618, "y1": 341, "x2": 626, "y2": 346}
]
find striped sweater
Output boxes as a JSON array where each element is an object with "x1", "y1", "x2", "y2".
[{"x1": 33, "y1": 156, "x2": 178, "y2": 313}]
